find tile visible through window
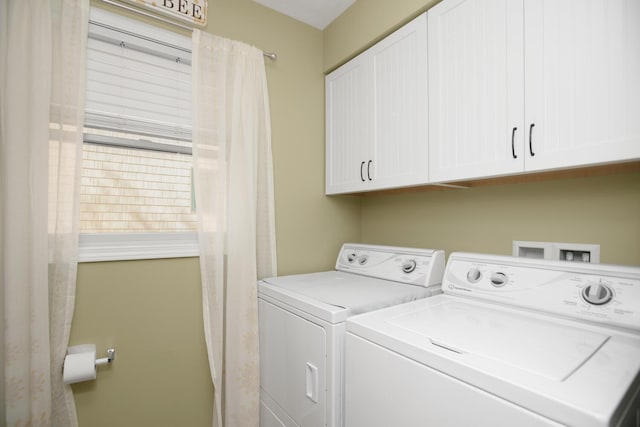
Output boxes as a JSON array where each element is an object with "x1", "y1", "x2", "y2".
[{"x1": 80, "y1": 143, "x2": 196, "y2": 233}]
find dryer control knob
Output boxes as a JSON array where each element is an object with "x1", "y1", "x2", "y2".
[
  {"x1": 582, "y1": 282, "x2": 613, "y2": 305},
  {"x1": 466, "y1": 268, "x2": 482, "y2": 283},
  {"x1": 490, "y1": 272, "x2": 508, "y2": 287},
  {"x1": 402, "y1": 260, "x2": 417, "y2": 274}
]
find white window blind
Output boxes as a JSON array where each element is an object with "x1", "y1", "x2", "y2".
[
  {"x1": 86, "y1": 8, "x2": 192, "y2": 144},
  {"x1": 80, "y1": 8, "x2": 197, "y2": 260}
]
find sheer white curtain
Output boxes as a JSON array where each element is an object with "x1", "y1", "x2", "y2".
[
  {"x1": 192, "y1": 30, "x2": 277, "y2": 427},
  {"x1": 1, "y1": 0, "x2": 88, "y2": 425}
]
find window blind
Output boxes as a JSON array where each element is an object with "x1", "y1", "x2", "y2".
[
  {"x1": 79, "y1": 8, "x2": 197, "y2": 239},
  {"x1": 86, "y1": 10, "x2": 192, "y2": 144}
]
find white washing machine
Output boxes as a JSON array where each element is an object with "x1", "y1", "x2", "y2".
[
  {"x1": 345, "y1": 252, "x2": 640, "y2": 427},
  {"x1": 258, "y1": 243, "x2": 445, "y2": 427}
]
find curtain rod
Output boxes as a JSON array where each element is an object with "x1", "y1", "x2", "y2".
[{"x1": 100, "y1": 0, "x2": 277, "y2": 61}]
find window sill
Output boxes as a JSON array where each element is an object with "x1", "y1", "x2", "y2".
[{"x1": 78, "y1": 232, "x2": 199, "y2": 262}]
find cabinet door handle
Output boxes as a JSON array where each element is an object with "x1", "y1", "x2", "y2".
[
  {"x1": 367, "y1": 160, "x2": 372, "y2": 181},
  {"x1": 360, "y1": 161, "x2": 365, "y2": 182},
  {"x1": 511, "y1": 127, "x2": 518, "y2": 159},
  {"x1": 529, "y1": 123, "x2": 535, "y2": 156}
]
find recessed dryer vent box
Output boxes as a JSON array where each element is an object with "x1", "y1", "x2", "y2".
[
  {"x1": 513, "y1": 241, "x2": 600, "y2": 263},
  {"x1": 512, "y1": 241, "x2": 552, "y2": 260}
]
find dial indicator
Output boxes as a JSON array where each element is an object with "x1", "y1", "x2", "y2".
[{"x1": 582, "y1": 282, "x2": 613, "y2": 305}]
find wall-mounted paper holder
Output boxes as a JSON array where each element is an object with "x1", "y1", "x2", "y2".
[
  {"x1": 63, "y1": 345, "x2": 117, "y2": 384},
  {"x1": 96, "y1": 347, "x2": 116, "y2": 366}
]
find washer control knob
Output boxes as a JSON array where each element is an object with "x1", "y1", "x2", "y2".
[
  {"x1": 402, "y1": 259, "x2": 417, "y2": 274},
  {"x1": 358, "y1": 255, "x2": 369, "y2": 265},
  {"x1": 490, "y1": 272, "x2": 508, "y2": 287},
  {"x1": 347, "y1": 253, "x2": 357, "y2": 263},
  {"x1": 467, "y1": 268, "x2": 482, "y2": 283},
  {"x1": 582, "y1": 282, "x2": 613, "y2": 305}
]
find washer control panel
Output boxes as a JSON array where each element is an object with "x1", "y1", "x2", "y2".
[
  {"x1": 444, "y1": 252, "x2": 640, "y2": 331},
  {"x1": 336, "y1": 244, "x2": 445, "y2": 287}
]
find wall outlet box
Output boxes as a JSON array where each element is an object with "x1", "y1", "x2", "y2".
[
  {"x1": 513, "y1": 241, "x2": 600, "y2": 263},
  {"x1": 512, "y1": 241, "x2": 552, "y2": 260}
]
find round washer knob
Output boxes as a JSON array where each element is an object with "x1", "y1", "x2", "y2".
[
  {"x1": 467, "y1": 268, "x2": 482, "y2": 283},
  {"x1": 490, "y1": 272, "x2": 508, "y2": 287},
  {"x1": 402, "y1": 260, "x2": 417, "y2": 274},
  {"x1": 358, "y1": 255, "x2": 369, "y2": 265},
  {"x1": 347, "y1": 253, "x2": 357, "y2": 263},
  {"x1": 582, "y1": 283, "x2": 613, "y2": 305}
]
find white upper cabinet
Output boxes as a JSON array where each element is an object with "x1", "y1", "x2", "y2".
[
  {"x1": 326, "y1": 14, "x2": 428, "y2": 194},
  {"x1": 524, "y1": 0, "x2": 640, "y2": 171},
  {"x1": 428, "y1": 0, "x2": 525, "y2": 183},
  {"x1": 325, "y1": 54, "x2": 373, "y2": 194},
  {"x1": 429, "y1": 0, "x2": 640, "y2": 183},
  {"x1": 369, "y1": 14, "x2": 429, "y2": 190}
]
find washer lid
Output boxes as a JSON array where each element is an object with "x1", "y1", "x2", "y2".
[
  {"x1": 261, "y1": 271, "x2": 431, "y2": 319},
  {"x1": 387, "y1": 299, "x2": 609, "y2": 381},
  {"x1": 346, "y1": 294, "x2": 640, "y2": 427}
]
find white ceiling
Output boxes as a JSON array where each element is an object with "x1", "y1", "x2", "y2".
[{"x1": 252, "y1": 0, "x2": 356, "y2": 30}]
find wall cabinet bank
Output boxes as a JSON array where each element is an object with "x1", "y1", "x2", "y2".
[{"x1": 325, "y1": 0, "x2": 640, "y2": 195}]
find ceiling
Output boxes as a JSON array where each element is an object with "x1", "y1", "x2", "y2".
[{"x1": 252, "y1": 0, "x2": 356, "y2": 30}]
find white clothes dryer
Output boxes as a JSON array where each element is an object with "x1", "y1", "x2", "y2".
[
  {"x1": 258, "y1": 243, "x2": 445, "y2": 427},
  {"x1": 345, "y1": 252, "x2": 640, "y2": 427}
]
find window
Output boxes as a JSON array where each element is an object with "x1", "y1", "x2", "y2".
[{"x1": 80, "y1": 8, "x2": 197, "y2": 261}]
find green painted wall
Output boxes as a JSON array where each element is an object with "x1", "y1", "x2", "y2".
[
  {"x1": 323, "y1": 0, "x2": 441, "y2": 71},
  {"x1": 71, "y1": 258, "x2": 211, "y2": 427},
  {"x1": 71, "y1": 1, "x2": 360, "y2": 426},
  {"x1": 360, "y1": 172, "x2": 640, "y2": 265},
  {"x1": 199, "y1": 0, "x2": 362, "y2": 274},
  {"x1": 323, "y1": 0, "x2": 640, "y2": 266},
  {"x1": 70, "y1": 1, "x2": 640, "y2": 426}
]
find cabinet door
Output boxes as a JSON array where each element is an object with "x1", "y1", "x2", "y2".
[
  {"x1": 428, "y1": 0, "x2": 525, "y2": 183},
  {"x1": 325, "y1": 54, "x2": 374, "y2": 195},
  {"x1": 524, "y1": 0, "x2": 640, "y2": 171},
  {"x1": 369, "y1": 13, "x2": 429, "y2": 190}
]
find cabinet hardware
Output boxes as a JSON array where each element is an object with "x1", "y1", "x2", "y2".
[
  {"x1": 367, "y1": 160, "x2": 372, "y2": 181},
  {"x1": 360, "y1": 161, "x2": 366, "y2": 182},
  {"x1": 511, "y1": 127, "x2": 518, "y2": 159},
  {"x1": 529, "y1": 123, "x2": 536, "y2": 156}
]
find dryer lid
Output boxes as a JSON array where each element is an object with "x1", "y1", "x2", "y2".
[{"x1": 387, "y1": 299, "x2": 609, "y2": 381}]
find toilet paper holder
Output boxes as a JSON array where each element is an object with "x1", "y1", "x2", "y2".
[
  {"x1": 65, "y1": 344, "x2": 116, "y2": 367},
  {"x1": 62, "y1": 345, "x2": 117, "y2": 384},
  {"x1": 96, "y1": 347, "x2": 116, "y2": 366}
]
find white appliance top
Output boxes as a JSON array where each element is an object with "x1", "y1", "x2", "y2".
[
  {"x1": 443, "y1": 252, "x2": 640, "y2": 331},
  {"x1": 347, "y1": 253, "x2": 640, "y2": 427},
  {"x1": 390, "y1": 299, "x2": 609, "y2": 381},
  {"x1": 334, "y1": 243, "x2": 445, "y2": 287},
  {"x1": 258, "y1": 244, "x2": 445, "y2": 324}
]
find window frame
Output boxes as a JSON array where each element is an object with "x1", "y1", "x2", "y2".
[
  {"x1": 79, "y1": 232, "x2": 198, "y2": 262},
  {"x1": 79, "y1": 7, "x2": 198, "y2": 263}
]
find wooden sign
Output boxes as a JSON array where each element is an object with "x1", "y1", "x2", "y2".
[{"x1": 120, "y1": 0, "x2": 207, "y2": 27}]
